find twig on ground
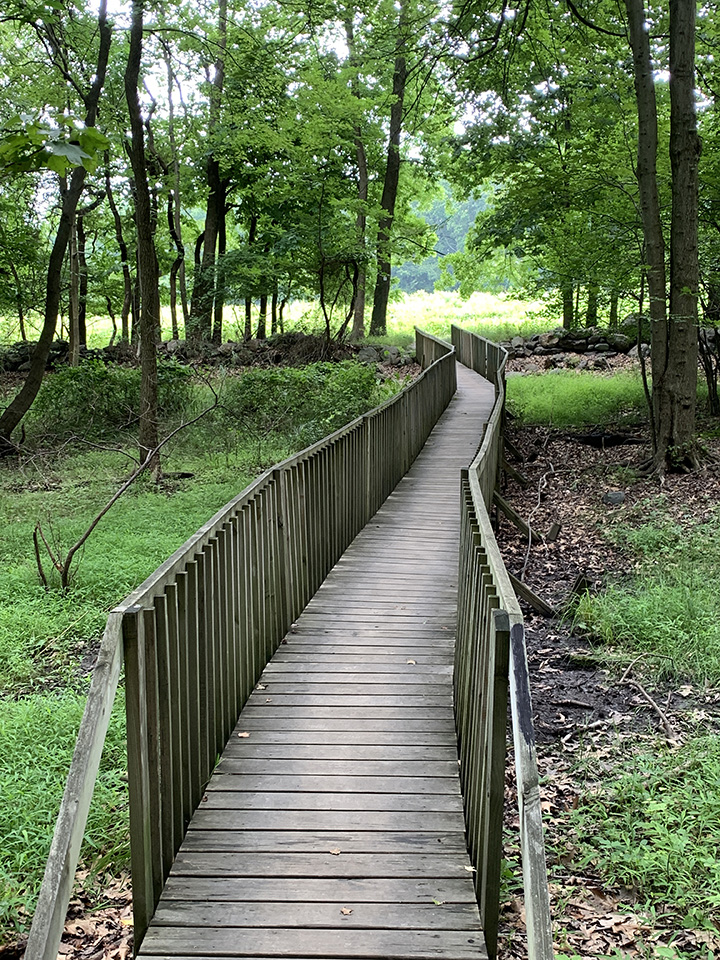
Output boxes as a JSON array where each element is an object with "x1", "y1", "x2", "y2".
[{"x1": 623, "y1": 678, "x2": 677, "y2": 742}]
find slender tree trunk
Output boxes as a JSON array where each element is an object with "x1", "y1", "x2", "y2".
[
  {"x1": 188, "y1": 0, "x2": 228, "y2": 344},
  {"x1": 7, "y1": 259, "x2": 26, "y2": 340},
  {"x1": 585, "y1": 284, "x2": 598, "y2": 327},
  {"x1": 104, "y1": 154, "x2": 132, "y2": 342},
  {"x1": 163, "y1": 45, "x2": 189, "y2": 338},
  {"x1": 212, "y1": 191, "x2": 227, "y2": 343},
  {"x1": 609, "y1": 291, "x2": 619, "y2": 328},
  {"x1": 243, "y1": 214, "x2": 258, "y2": 340},
  {"x1": 126, "y1": 0, "x2": 160, "y2": 471},
  {"x1": 562, "y1": 285, "x2": 574, "y2": 329},
  {"x1": 69, "y1": 212, "x2": 80, "y2": 366},
  {"x1": 369, "y1": 2, "x2": 408, "y2": 337},
  {"x1": 257, "y1": 293, "x2": 268, "y2": 340},
  {"x1": 271, "y1": 284, "x2": 278, "y2": 336},
  {"x1": 0, "y1": 1, "x2": 111, "y2": 449},
  {"x1": 345, "y1": 15, "x2": 369, "y2": 342},
  {"x1": 77, "y1": 215, "x2": 89, "y2": 349}
]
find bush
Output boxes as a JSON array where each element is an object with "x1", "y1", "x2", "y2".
[
  {"x1": 29, "y1": 359, "x2": 195, "y2": 441},
  {"x1": 219, "y1": 361, "x2": 378, "y2": 446}
]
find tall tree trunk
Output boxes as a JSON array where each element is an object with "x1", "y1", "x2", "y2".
[
  {"x1": 187, "y1": 0, "x2": 228, "y2": 344},
  {"x1": 77, "y1": 214, "x2": 88, "y2": 349},
  {"x1": 271, "y1": 284, "x2": 279, "y2": 336},
  {"x1": 345, "y1": 15, "x2": 369, "y2": 342},
  {"x1": 625, "y1": 0, "x2": 667, "y2": 334},
  {"x1": 211, "y1": 192, "x2": 227, "y2": 344},
  {"x1": 126, "y1": 0, "x2": 160, "y2": 471},
  {"x1": 369, "y1": 2, "x2": 408, "y2": 337},
  {"x1": 69, "y1": 211, "x2": 80, "y2": 366},
  {"x1": 0, "y1": 1, "x2": 111, "y2": 450},
  {"x1": 163, "y1": 44, "x2": 190, "y2": 338},
  {"x1": 562, "y1": 284, "x2": 574, "y2": 329},
  {"x1": 104, "y1": 154, "x2": 132, "y2": 342},
  {"x1": 257, "y1": 293, "x2": 268, "y2": 340},
  {"x1": 585, "y1": 284, "x2": 598, "y2": 327},
  {"x1": 609, "y1": 290, "x2": 619, "y2": 328},
  {"x1": 244, "y1": 214, "x2": 258, "y2": 340},
  {"x1": 654, "y1": 0, "x2": 700, "y2": 467}
]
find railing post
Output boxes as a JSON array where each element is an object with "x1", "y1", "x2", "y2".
[
  {"x1": 479, "y1": 609, "x2": 511, "y2": 960},
  {"x1": 123, "y1": 605, "x2": 155, "y2": 952}
]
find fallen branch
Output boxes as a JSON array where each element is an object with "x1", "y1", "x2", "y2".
[{"x1": 622, "y1": 679, "x2": 677, "y2": 743}]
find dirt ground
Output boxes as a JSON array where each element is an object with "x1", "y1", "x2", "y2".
[{"x1": 496, "y1": 420, "x2": 720, "y2": 959}]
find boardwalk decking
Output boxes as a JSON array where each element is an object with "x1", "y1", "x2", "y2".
[{"x1": 138, "y1": 365, "x2": 496, "y2": 960}]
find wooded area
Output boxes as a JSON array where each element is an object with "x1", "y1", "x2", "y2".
[{"x1": 0, "y1": 0, "x2": 717, "y2": 472}]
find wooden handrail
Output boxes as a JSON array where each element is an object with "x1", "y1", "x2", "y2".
[
  {"x1": 25, "y1": 330, "x2": 456, "y2": 960},
  {"x1": 451, "y1": 324, "x2": 554, "y2": 960}
]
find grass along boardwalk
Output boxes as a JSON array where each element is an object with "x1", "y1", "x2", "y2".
[{"x1": 137, "y1": 363, "x2": 496, "y2": 960}]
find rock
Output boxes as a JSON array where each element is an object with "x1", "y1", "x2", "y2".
[
  {"x1": 619, "y1": 312, "x2": 652, "y2": 345},
  {"x1": 594, "y1": 343, "x2": 611, "y2": 352},
  {"x1": 628, "y1": 343, "x2": 651, "y2": 359},
  {"x1": 607, "y1": 333, "x2": 632, "y2": 352},
  {"x1": 511, "y1": 336, "x2": 525, "y2": 349},
  {"x1": 357, "y1": 346, "x2": 380, "y2": 363},
  {"x1": 602, "y1": 490, "x2": 626, "y2": 506}
]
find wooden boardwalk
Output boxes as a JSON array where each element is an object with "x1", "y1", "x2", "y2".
[{"x1": 138, "y1": 364, "x2": 496, "y2": 960}]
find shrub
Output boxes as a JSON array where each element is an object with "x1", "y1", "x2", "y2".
[
  {"x1": 219, "y1": 361, "x2": 377, "y2": 446},
  {"x1": 29, "y1": 359, "x2": 195, "y2": 441}
]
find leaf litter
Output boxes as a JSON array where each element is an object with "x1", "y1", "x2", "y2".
[{"x1": 496, "y1": 422, "x2": 720, "y2": 958}]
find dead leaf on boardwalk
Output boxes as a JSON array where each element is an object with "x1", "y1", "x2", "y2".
[
  {"x1": 464, "y1": 865, "x2": 476, "y2": 872},
  {"x1": 265, "y1": 697, "x2": 272, "y2": 702},
  {"x1": 257, "y1": 683, "x2": 267, "y2": 690},
  {"x1": 407, "y1": 659, "x2": 416, "y2": 665},
  {"x1": 340, "y1": 907, "x2": 353, "y2": 915},
  {"x1": 237, "y1": 731, "x2": 250, "y2": 738},
  {"x1": 329, "y1": 848, "x2": 341, "y2": 855}
]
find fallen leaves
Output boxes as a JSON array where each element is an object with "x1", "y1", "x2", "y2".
[
  {"x1": 329, "y1": 848, "x2": 341, "y2": 856},
  {"x1": 340, "y1": 907, "x2": 353, "y2": 915}
]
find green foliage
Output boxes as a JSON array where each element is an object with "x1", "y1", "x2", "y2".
[
  {"x1": 29, "y1": 360, "x2": 195, "y2": 440},
  {"x1": 568, "y1": 736, "x2": 720, "y2": 927},
  {"x1": 0, "y1": 691, "x2": 128, "y2": 932},
  {"x1": 219, "y1": 361, "x2": 378, "y2": 446},
  {"x1": 506, "y1": 371, "x2": 649, "y2": 428},
  {"x1": 0, "y1": 115, "x2": 109, "y2": 175},
  {"x1": 576, "y1": 515, "x2": 720, "y2": 683}
]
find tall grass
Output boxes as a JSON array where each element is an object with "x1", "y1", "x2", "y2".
[{"x1": 506, "y1": 371, "x2": 649, "y2": 428}]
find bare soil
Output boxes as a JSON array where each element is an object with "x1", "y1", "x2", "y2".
[{"x1": 496, "y1": 421, "x2": 720, "y2": 958}]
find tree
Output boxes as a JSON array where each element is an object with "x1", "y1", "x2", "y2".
[
  {"x1": 625, "y1": 0, "x2": 700, "y2": 470},
  {"x1": 125, "y1": 0, "x2": 160, "y2": 470},
  {"x1": 0, "y1": 0, "x2": 111, "y2": 452}
]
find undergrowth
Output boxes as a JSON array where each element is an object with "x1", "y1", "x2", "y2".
[
  {"x1": 0, "y1": 692, "x2": 128, "y2": 932},
  {"x1": 576, "y1": 514, "x2": 720, "y2": 684},
  {"x1": 570, "y1": 735, "x2": 720, "y2": 930}
]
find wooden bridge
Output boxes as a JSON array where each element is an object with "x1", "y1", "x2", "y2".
[{"x1": 26, "y1": 329, "x2": 552, "y2": 960}]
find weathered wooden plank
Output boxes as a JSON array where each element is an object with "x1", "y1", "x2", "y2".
[
  {"x1": 151, "y1": 900, "x2": 481, "y2": 930},
  {"x1": 195, "y1": 775, "x2": 461, "y2": 795},
  {"x1": 230, "y1": 718, "x2": 459, "y2": 733},
  {"x1": 221, "y1": 745, "x2": 458, "y2": 761},
  {"x1": 189, "y1": 810, "x2": 463, "y2": 833},
  {"x1": 247, "y1": 682, "x2": 451, "y2": 695},
  {"x1": 180, "y1": 830, "x2": 468, "y2": 854},
  {"x1": 225, "y1": 730, "x2": 456, "y2": 746},
  {"x1": 141, "y1": 928, "x2": 486, "y2": 959},
  {"x1": 199, "y1": 792, "x2": 462, "y2": 812},
  {"x1": 238, "y1": 707, "x2": 456, "y2": 720},
  {"x1": 159, "y1": 876, "x2": 478, "y2": 903},
  {"x1": 172, "y1": 852, "x2": 474, "y2": 878}
]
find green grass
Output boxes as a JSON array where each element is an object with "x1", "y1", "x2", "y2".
[
  {"x1": 567, "y1": 735, "x2": 720, "y2": 930},
  {"x1": 384, "y1": 291, "x2": 551, "y2": 347},
  {"x1": 576, "y1": 514, "x2": 720, "y2": 684},
  {"x1": 0, "y1": 291, "x2": 549, "y2": 351},
  {"x1": 0, "y1": 358, "x2": 396, "y2": 940},
  {"x1": 0, "y1": 691, "x2": 128, "y2": 933},
  {"x1": 506, "y1": 370, "x2": 650, "y2": 428}
]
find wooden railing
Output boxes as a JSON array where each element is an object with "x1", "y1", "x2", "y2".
[
  {"x1": 452, "y1": 324, "x2": 553, "y2": 960},
  {"x1": 24, "y1": 330, "x2": 456, "y2": 960}
]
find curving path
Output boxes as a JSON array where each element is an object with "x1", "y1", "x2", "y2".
[{"x1": 138, "y1": 363, "x2": 496, "y2": 960}]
